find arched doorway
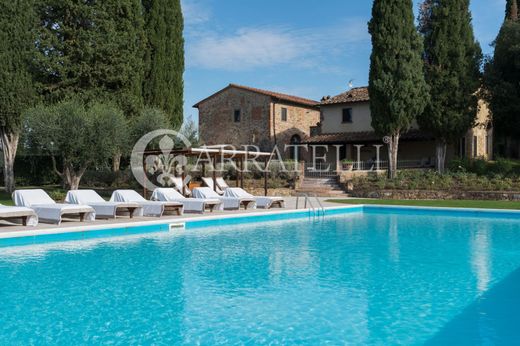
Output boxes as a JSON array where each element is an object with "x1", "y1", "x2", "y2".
[{"x1": 289, "y1": 134, "x2": 302, "y2": 161}]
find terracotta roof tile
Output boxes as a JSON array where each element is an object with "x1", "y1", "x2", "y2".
[
  {"x1": 320, "y1": 87, "x2": 370, "y2": 105},
  {"x1": 194, "y1": 84, "x2": 319, "y2": 108}
]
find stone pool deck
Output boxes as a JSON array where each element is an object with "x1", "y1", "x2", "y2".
[{"x1": 0, "y1": 197, "x2": 344, "y2": 239}]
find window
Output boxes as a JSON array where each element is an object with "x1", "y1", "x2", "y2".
[
  {"x1": 233, "y1": 109, "x2": 241, "y2": 123},
  {"x1": 459, "y1": 137, "x2": 466, "y2": 158},
  {"x1": 473, "y1": 136, "x2": 478, "y2": 157},
  {"x1": 342, "y1": 108, "x2": 353, "y2": 123},
  {"x1": 281, "y1": 107, "x2": 288, "y2": 122}
]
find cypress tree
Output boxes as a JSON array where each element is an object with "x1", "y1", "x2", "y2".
[
  {"x1": 417, "y1": 0, "x2": 482, "y2": 173},
  {"x1": 34, "y1": 0, "x2": 146, "y2": 115},
  {"x1": 143, "y1": 0, "x2": 185, "y2": 129},
  {"x1": 484, "y1": 0, "x2": 520, "y2": 157},
  {"x1": 506, "y1": 0, "x2": 519, "y2": 20},
  {"x1": 418, "y1": 0, "x2": 434, "y2": 37},
  {"x1": 368, "y1": 0, "x2": 429, "y2": 179},
  {"x1": 95, "y1": 0, "x2": 146, "y2": 116},
  {"x1": 0, "y1": 0, "x2": 36, "y2": 193}
]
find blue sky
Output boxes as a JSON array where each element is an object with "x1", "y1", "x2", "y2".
[{"x1": 182, "y1": 0, "x2": 507, "y2": 125}]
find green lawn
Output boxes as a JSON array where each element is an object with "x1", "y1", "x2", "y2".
[
  {"x1": 0, "y1": 191, "x2": 13, "y2": 206},
  {"x1": 328, "y1": 198, "x2": 520, "y2": 210}
]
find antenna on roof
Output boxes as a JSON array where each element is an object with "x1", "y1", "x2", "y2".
[{"x1": 348, "y1": 79, "x2": 354, "y2": 89}]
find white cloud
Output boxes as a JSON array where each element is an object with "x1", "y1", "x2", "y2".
[
  {"x1": 187, "y1": 19, "x2": 370, "y2": 71},
  {"x1": 182, "y1": 0, "x2": 211, "y2": 25},
  {"x1": 188, "y1": 27, "x2": 311, "y2": 70}
]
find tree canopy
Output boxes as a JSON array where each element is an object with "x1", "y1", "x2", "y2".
[
  {"x1": 368, "y1": 0, "x2": 429, "y2": 178},
  {"x1": 33, "y1": 0, "x2": 146, "y2": 116},
  {"x1": 506, "y1": 0, "x2": 519, "y2": 20},
  {"x1": 418, "y1": 0, "x2": 482, "y2": 171},
  {"x1": 0, "y1": 0, "x2": 37, "y2": 193},
  {"x1": 143, "y1": 0, "x2": 185, "y2": 128},
  {"x1": 24, "y1": 99, "x2": 129, "y2": 189},
  {"x1": 484, "y1": 0, "x2": 520, "y2": 144}
]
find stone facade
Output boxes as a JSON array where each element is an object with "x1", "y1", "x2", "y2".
[
  {"x1": 197, "y1": 87, "x2": 271, "y2": 148},
  {"x1": 308, "y1": 87, "x2": 494, "y2": 168},
  {"x1": 195, "y1": 84, "x2": 320, "y2": 159},
  {"x1": 460, "y1": 99, "x2": 493, "y2": 160}
]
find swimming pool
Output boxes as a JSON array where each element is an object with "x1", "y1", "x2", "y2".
[{"x1": 1, "y1": 207, "x2": 519, "y2": 344}]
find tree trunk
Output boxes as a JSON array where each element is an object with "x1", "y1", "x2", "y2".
[
  {"x1": 64, "y1": 164, "x2": 88, "y2": 190},
  {"x1": 112, "y1": 152, "x2": 122, "y2": 172},
  {"x1": 0, "y1": 129, "x2": 20, "y2": 194},
  {"x1": 387, "y1": 133, "x2": 400, "y2": 179},
  {"x1": 435, "y1": 140, "x2": 448, "y2": 174}
]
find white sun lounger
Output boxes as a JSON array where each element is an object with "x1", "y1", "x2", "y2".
[
  {"x1": 170, "y1": 177, "x2": 192, "y2": 197},
  {"x1": 215, "y1": 177, "x2": 230, "y2": 191},
  {"x1": 151, "y1": 188, "x2": 222, "y2": 213},
  {"x1": 13, "y1": 189, "x2": 95, "y2": 224},
  {"x1": 224, "y1": 187, "x2": 285, "y2": 209},
  {"x1": 201, "y1": 177, "x2": 225, "y2": 195},
  {"x1": 193, "y1": 187, "x2": 256, "y2": 210},
  {"x1": 0, "y1": 204, "x2": 38, "y2": 227},
  {"x1": 110, "y1": 190, "x2": 183, "y2": 217},
  {"x1": 65, "y1": 190, "x2": 143, "y2": 219}
]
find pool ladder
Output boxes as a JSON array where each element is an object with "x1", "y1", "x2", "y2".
[{"x1": 295, "y1": 193, "x2": 325, "y2": 217}]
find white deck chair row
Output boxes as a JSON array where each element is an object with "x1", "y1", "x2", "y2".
[
  {"x1": 200, "y1": 177, "x2": 285, "y2": 209},
  {"x1": 4, "y1": 183, "x2": 285, "y2": 227},
  {"x1": 8, "y1": 189, "x2": 184, "y2": 227}
]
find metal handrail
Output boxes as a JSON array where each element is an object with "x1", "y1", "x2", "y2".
[
  {"x1": 295, "y1": 193, "x2": 324, "y2": 217},
  {"x1": 314, "y1": 196, "x2": 325, "y2": 216}
]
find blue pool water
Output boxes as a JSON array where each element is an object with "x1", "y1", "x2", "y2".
[{"x1": 1, "y1": 208, "x2": 520, "y2": 344}]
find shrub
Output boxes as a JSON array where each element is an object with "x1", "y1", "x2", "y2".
[
  {"x1": 470, "y1": 159, "x2": 488, "y2": 176},
  {"x1": 48, "y1": 189, "x2": 66, "y2": 202},
  {"x1": 23, "y1": 99, "x2": 130, "y2": 190},
  {"x1": 351, "y1": 169, "x2": 520, "y2": 192},
  {"x1": 491, "y1": 158, "x2": 514, "y2": 176}
]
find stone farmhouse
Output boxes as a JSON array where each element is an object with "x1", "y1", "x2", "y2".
[
  {"x1": 308, "y1": 87, "x2": 493, "y2": 171},
  {"x1": 194, "y1": 84, "x2": 320, "y2": 160},
  {"x1": 195, "y1": 84, "x2": 493, "y2": 171}
]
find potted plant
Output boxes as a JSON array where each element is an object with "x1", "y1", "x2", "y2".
[{"x1": 341, "y1": 159, "x2": 354, "y2": 171}]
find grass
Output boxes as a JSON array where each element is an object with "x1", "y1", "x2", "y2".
[
  {"x1": 328, "y1": 199, "x2": 520, "y2": 210},
  {"x1": 0, "y1": 191, "x2": 14, "y2": 206}
]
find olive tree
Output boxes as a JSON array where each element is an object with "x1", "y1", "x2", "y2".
[
  {"x1": 24, "y1": 99, "x2": 129, "y2": 190},
  {"x1": 130, "y1": 107, "x2": 170, "y2": 150}
]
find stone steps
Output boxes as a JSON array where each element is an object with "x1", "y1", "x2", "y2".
[{"x1": 297, "y1": 177, "x2": 350, "y2": 197}]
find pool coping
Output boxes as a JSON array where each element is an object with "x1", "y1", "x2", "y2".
[
  {"x1": 0, "y1": 204, "x2": 518, "y2": 246},
  {"x1": 0, "y1": 205, "x2": 359, "y2": 240}
]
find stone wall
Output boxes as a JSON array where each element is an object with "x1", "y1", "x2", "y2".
[
  {"x1": 245, "y1": 187, "x2": 297, "y2": 197},
  {"x1": 463, "y1": 99, "x2": 493, "y2": 160},
  {"x1": 271, "y1": 101, "x2": 320, "y2": 160},
  {"x1": 351, "y1": 189, "x2": 520, "y2": 201},
  {"x1": 197, "y1": 87, "x2": 320, "y2": 158},
  {"x1": 198, "y1": 88, "x2": 271, "y2": 148}
]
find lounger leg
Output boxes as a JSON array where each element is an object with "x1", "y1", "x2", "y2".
[{"x1": 79, "y1": 213, "x2": 85, "y2": 222}]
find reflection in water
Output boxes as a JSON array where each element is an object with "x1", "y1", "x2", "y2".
[
  {"x1": 388, "y1": 216, "x2": 400, "y2": 262},
  {"x1": 470, "y1": 224, "x2": 491, "y2": 294},
  {"x1": 470, "y1": 223, "x2": 494, "y2": 344},
  {"x1": 2, "y1": 212, "x2": 520, "y2": 344}
]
